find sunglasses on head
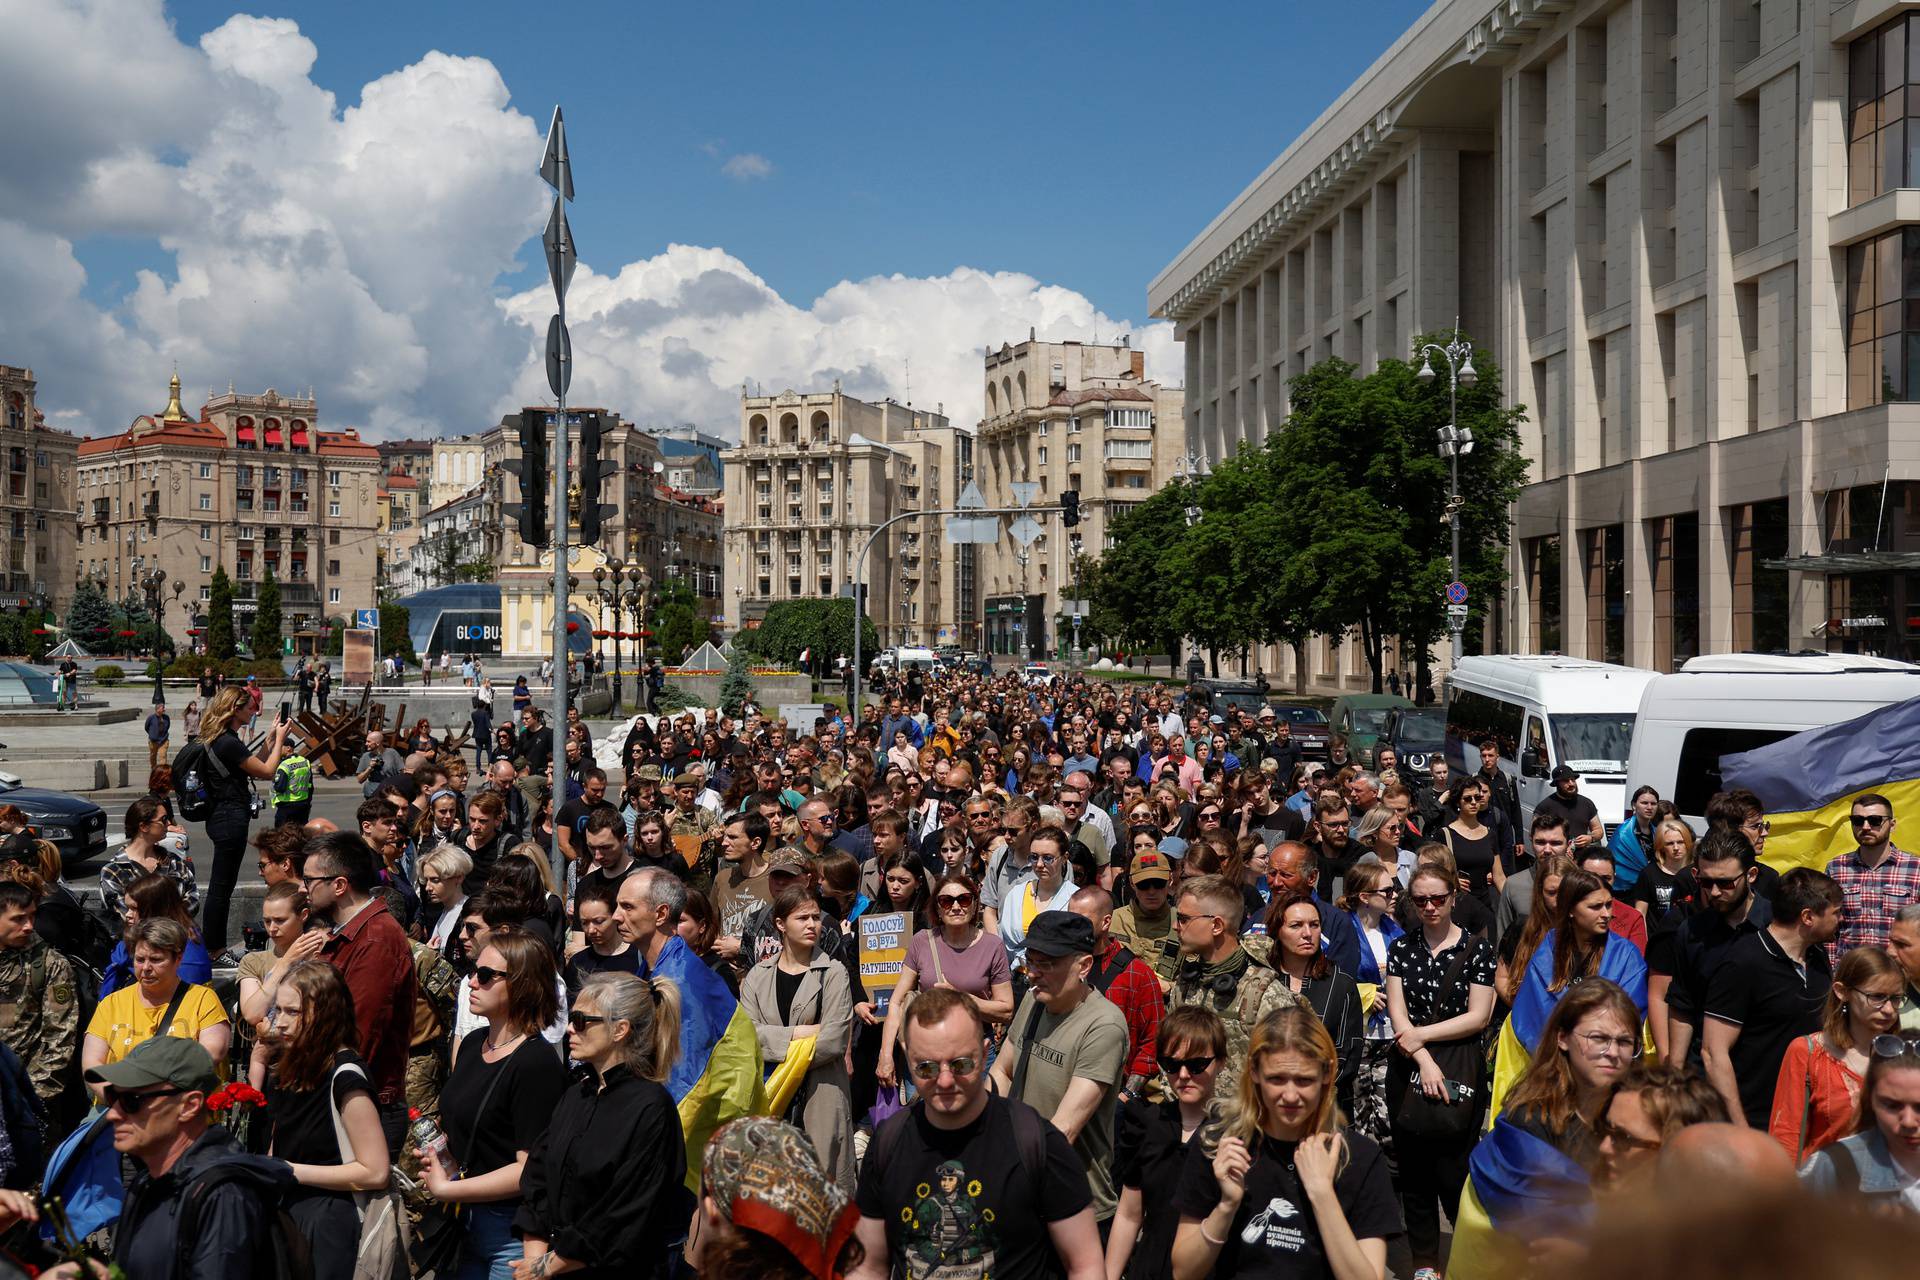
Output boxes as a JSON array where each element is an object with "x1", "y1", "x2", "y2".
[
  {"x1": 471, "y1": 965, "x2": 507, "y2": 987},
  {"x1": 1158, "y1": 1052, "x2": 1220, "y2": 1078},
  {"x1": 1873, "y1": 1034, "x2": 1920, "y2": 1059}
]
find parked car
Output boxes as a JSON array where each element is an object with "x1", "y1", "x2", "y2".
[
  {"x1": 0, "y1": 775, "x2": 110, "y2": 870},
  {"x1": 1272, "y1": 705, "x2": 1332, "y2": 761},
  {"x1": 1330, "y1": 693, "x2": 1414, "y2": 769},
  {"x1": 1021, "y1": 662, "x2": 1054, "y2": 686},
  {"x1": 1381, "y1": 705, "x2": 1447, "y2": 782},
  {"x1": 1188, "y1": 679, "x2": 1268, "y2": 717}
]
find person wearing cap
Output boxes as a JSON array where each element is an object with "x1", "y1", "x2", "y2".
[
  {"x1": 988, "y1": 909, "x2": 1129, "y2": 1234},
  {"x1": 1537, "y1": 764, "x2": 1606, "y2": 851},
  {"x1": 86, "y1": 1036, "x2": 297, "y2": 1280},
  {"x1": 1111, "y1": 849, "x2": 1180, "y2": 988},
  {"x1": 1067, "y1": 887, "x2": 1162, "y2": 1099},
  {"x1": 669, "y1": 772, "x2": 722, "y2": 891},
  {"x1": 697, "y1": 1115, "x2": 862, "y2": 1280},
  {"x1": 738, "y1": 848, "x2": 854, "y2": 972}
]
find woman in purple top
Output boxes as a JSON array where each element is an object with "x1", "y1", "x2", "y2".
[{"x1": 874, "y1": 870, "x2": 1015, "y2": 1089}]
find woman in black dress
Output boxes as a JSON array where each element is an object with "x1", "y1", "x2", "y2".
[
  {"x1": 515, "y1": 972, "x2": 689, "y2": 1279},
  {"x1": 1443, "y1": 777, "x2": 1500, "y2": 911},
  {"x1": 1106, "y1": 1007, "x2": 1228, "y2": 1280}
]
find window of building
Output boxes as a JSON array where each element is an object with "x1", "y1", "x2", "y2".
[
  {"x1": 200, "y1": 555, "x2": 212, "y2": 572},
  {"x1": 328, "y1": 587, "x2": 341, "y2": 604},
  {"x1": 328, "y1": 559, "x2": 340, "y2": 574},
  {"x1": 199, "y1": 525, "x2": 211, "y2": 541},
  {"x1": 1104, "y1": 440, "x2": 1152, "y2": 459},
  {"x1": 329, "y1": 530, "x2": 340, "y2": 545},
  {"x1": 328, "y1": 471, "x2": 342, "y2": 487},
  {"x1": 1067, "y1": 443, "x2": 1082, "y2": 463},
  {"x1": 33, "y1": 450, "x2": 45, "y2": 467},
  {"x1": 329, "y1": 502, "x2": 341, "y2": 517},
  {"x1": 1069, "y1": 417, "x2": 1081, "y2": 433},
  {"x1": 1038, "y1": 446, "x2": 1048, "y2": 465},
  {"x1": 1848, "y1": 16, "x2": 1920, "y2": 205},
  {"x1": 1845, "y1": 227, "x2": 1920, "y2": 407},
  {"x1": 33, "y1": 513, "x2": 44, "y2": 531},
  {"x1": 201, "y1": 585, "x2": 212, "y2": 601},
  {"x1": 198, "y1": 463, "x2": 213, "y2": 479},
  {"x1": 1037, "y1": 422, "x2": 1049, "y2": 438},
  {"x1": 1110, "y1": 407, "x2": 1153, "y2": 429},
  {"x1": 198, "y1": 494, "x2": 212, "y2": 510}
]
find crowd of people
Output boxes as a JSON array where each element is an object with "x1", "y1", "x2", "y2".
[{"x1": 2, "y1": 658, "x2": 1920, "y2": 1279}]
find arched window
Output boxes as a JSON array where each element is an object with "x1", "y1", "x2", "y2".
[
  {"x1": 1016, "y1": 371, "x2": 1028, "y2": 409},
  {"x1": 780, "y1": 413, "x2": 799, "y2": 444},
  {"x1": 986, "y1": 383, "x2": 998, "y2": 417},
  {"x1": 750, "y1": 413, "x2": 768, "y2": 445},
  {"x1": 810, "y1": 410, "x2": 830, "y2": 441}
]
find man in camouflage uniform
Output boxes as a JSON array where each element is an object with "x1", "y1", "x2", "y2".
[
  {"x1": 0, "y1": 880, "x2": 79, "y2": 1103},
  {"x1": 1165, "y1": 873, "x2": 1297, "y2": 1100},
  {"x1": 669, "y1": 772, "x2": 721, "y2": 891}
]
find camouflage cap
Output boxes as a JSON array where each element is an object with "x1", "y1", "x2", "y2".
[
  {"x1": 703, "y1": 1116, "x2": 859, "y2": 1280},
  {"x1": 634, "y1": 764, "x2": 662, "y2": 783},
  {"x1": 767, "y1": 846, "x2": 811, "y2": 875}
]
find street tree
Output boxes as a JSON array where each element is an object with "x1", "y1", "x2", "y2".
[
  {"x1": 207, "y1": 567, "x2": 237, "y2": 661},
  {"x1": 252, "y1": 567, "x2": 282, "y2": 659},
  {"x1": 66, "y1": 579, "x2": 114, "y2": 649}
]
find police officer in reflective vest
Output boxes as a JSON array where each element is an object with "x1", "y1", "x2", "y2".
[{"x1": 272, "y1": 749, "x2": 314, "y2": 828}]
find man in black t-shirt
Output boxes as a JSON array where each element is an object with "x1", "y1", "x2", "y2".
[
  {"x1": 1534, "y1": 766, "x2": 1605, "y2": 850},
  {"x1": 572, "y1": 808, "x2": 639, "y2": 934},
  {"x1": 853, "y1": 990, "x2": 1101, "y2": 1280},
  {"x1": 553, "y1": 767, "x2": 613, "y2": 866},
  {"x1": 1658, "y1": 829, "x2": 1774, "y2": 1069}
]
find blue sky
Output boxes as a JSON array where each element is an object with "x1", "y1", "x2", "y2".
[
  {"x1": 135, "y1": 0, "x2": 1432, "y2": 319},
  {"x1": 8, "y1": 0, "x2": 1434, "y2": 436}
]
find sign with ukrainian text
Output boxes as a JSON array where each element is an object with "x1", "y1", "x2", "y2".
[{"x1": 858, "y1": 911, "x2": 910, "y2": 1012}]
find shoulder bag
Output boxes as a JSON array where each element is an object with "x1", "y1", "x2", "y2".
[
  {"x1": 1390, "y1": 938, "x2": 1486, "y2": 1138},
  {"x1": 325, "y1": 1060, "x2": 410, "y2": 1280}
]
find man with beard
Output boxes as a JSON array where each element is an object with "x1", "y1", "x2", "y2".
[{"x1": 1658, "y1": 829, "x2": 1773, "y2": 1070}]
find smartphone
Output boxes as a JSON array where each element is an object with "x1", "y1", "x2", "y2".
[{"x1": 278, "y1": 703, "x2": 291, "y2": 725}]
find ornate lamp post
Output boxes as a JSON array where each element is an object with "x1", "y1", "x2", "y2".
[{"x1": 1416, "y1": 327, "x2": 1479, "y2": 665}]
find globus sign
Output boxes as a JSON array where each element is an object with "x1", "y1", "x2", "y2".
[{"x1": 453, "y1": 624, "x2": 501, "y2": 642}]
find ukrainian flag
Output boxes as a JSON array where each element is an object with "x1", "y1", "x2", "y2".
[
  {"x1": 1486, "y1": 932, "x2": 1647, "y2": 1121},
  {"x1": 1448, "y1": 1115, "x2": 1593, "y2": 1278},
  {"x1": 1719, "y1": 696, "x2": 1920, "y2": 874},
  {"x1": 652, "y1": 934, "x2": 765, "y2": 1190}
]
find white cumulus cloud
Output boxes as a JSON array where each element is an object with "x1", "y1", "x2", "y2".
[{"x1": 0, "y1": 0, "x2": 1178, "y2": 444}]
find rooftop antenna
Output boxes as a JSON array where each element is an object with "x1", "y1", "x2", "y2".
[{"x1": 904, "y1": 356, "x2": 910, "y2": 406}]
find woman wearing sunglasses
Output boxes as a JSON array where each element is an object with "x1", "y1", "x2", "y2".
[
  {"x1": 515, "y1": 972, "x2": 688, "y2": 1280},
  {"x1": 1384, "y1": 865, "x2": 1495, "y2": 1280},
  {"x1": 1799, "y1": 1033, "x2": 1920, "y2": 1204},
  {"x1": 740, "y1": 887, "x2": 857, "y2": 1192},
  {"x1": 420, "y1": 928, "x2": 568, "y2": 1280},
  {"x1": 1107, "y1": 1007, "x2": 1228, "y2": 1280},
  {"x1": 247, "y1": 960, "x2": 391, "y2": 1280},
  {"x1": 877, "y1": 871, "x2": 1014, "y2": 1090},
  {"x1": 1338, "y1": 861, "x2": 1404, "y2": 1153},
  {"x1": 1770, "y1": 945, "x2": 1904, "y2": 1163}
]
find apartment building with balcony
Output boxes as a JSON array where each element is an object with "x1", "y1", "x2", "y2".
[
  {"x1": 77, "y1": 374, "x2": 381, "y2": 636},
  {"x1": 975, "y1": 337, "x2": 1185, "y2": 658},
  {"x1": 722, "y1": 389, "x2": 975, "y2": 648},
  {"x1": 0, "y1": 365, "x2": 78, "y2": 617},
  {"x1": 1152, "y1": 0, "x2": 1920, "y2": 675}
]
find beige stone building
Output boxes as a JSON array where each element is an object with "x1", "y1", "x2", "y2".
[
  {"x1": 1151, "y1": 0, "x2": 1920, "y2": 675},
  {"x1": 723, "y1": 389, "x2": 977, "y2": 650},
  {"x1": 0, "y1": 365, "x2": 79, "y2": 617},
  {"x1": 975, "y1": 337, "x2": 1185, "y2": 658},
  {"x1": 78, "y1": 375, "x2": 382, "y2": 641}
]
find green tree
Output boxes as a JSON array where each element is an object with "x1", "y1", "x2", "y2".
[
  {"x1": 1263, "y1": 338, "x2": 1528, "y2": 691},
  {"x1": 377, "y1": 598, "x2": 413, "y2": 663},
  {"x1": 67, "y1": 579, "x2": 114, "y2": 649},
  {"x1": 1082, "y1": 487, "x2": 1190, "y2": 673},
  {"x1": 718, "y1": 646, "x2": 754, "y2": 717},
  {"x1": 653, "y1": 579, "x2": 707, "y2": 664},
  {"x1": 207, "y1": 567, "x2": 237, "y2": 661},
  {"x1": 741, "y1": 598, "x2": 876, "y2": 669},
  {"x1": 324, "y1": 615, "x2": 346, "y2": 657},
  {"x1": 252, "y1": 567, "x2": 283, "y2": 659}
]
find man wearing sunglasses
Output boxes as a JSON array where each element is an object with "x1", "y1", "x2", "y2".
[
  {"x1": 85, "y1": 1036, "x2": 295, "y2": 1280},
  {"x1": 1659, "y1": 829, "x2": 1772, "y2": 1071},
  {"x1": 1824, "y1": 793, "x2": 1920, "y2": 958}
]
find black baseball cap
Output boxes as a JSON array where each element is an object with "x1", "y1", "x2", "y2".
[{"x1": 1025, "y1": 910, "x2": 1096, "y2": 958}]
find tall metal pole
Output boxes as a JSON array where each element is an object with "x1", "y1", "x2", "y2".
[
  {"x1": 1417, "y1": 327, "x2": 1476, "y2": 671},
  {"x1": 1449, "y1": 374, "x2": 1462, "y2": 666},
  {"x1": 539, "y1": 105, "x2": 576, "y2": 893}
]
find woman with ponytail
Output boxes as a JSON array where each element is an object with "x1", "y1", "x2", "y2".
[{"x1": 513, "y1": 971, "x2": 689, "y2": 1280}]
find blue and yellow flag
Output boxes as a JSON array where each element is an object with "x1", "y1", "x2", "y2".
[
  {"x1": 652, "y1": 934, "x2": 765, "y2": 1190},
  {"x1": 1449, "y1": 1115, "x2": 1593, "y2": 1278},
  {"x1": 1720, "y1": 696, "x2": 1920, "y2": 874},
  {"x1": 1487, "y1": 930, "x2": 1647, "y2": 1121}
]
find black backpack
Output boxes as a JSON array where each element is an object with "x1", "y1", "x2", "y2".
[
  {"x1": 170, "y1": 1161, "x2": 313, "y2": 1280},
  {"x1": 170, "y1": 740, "x2": 215, "y2": 822}
]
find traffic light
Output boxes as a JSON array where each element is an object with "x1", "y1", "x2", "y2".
[
  {"x1": 577, "y1": 411, "x2": 620, "y2": 546},
  {"x1": 501, "y1": 411, "x2": 550, "y2": 548},
  {"x1": 1060, "y1": 488, "x2": 1080, "y2": 527}
]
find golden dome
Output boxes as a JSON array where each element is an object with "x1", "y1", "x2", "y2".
[{"x1": 162, "y1": 370, "x2": 188, "y2": 423}]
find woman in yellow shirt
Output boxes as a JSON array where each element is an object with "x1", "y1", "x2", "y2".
[{"x1": 83, "y1": 917, "x2": 230, "y2": 1084}]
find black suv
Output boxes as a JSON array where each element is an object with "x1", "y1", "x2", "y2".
[{"x1": 0, "y1": 777, "x2": 110, "y2": 870}]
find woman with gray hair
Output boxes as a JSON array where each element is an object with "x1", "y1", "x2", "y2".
[
  {"x1": 1353, "y1": 804, "x2": 1417, "y2": 887},
  {"x1": 513, "y1": 971, "x2": 689, "y2": 1279},
  {"x1": 81, "y1": 915, "x2": 231, "y2": 1079}
]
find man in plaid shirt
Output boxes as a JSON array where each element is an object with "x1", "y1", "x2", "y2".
[
  {"x1": 1070, "y1": 885, "x2": 1164, "y2": 1098},
  {"x1": 1824, "y1": 793, "x2": 1920, "y2": 958}
]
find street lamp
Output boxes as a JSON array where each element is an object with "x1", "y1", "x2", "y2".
[{"x1": 1417, "y1": 327, "x2": 1478, "y2": 665}]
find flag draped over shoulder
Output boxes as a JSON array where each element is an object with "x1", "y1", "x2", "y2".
[
  {"x1": 1720, "y1": 696, "x2": 1920, "y2": 874},
  {"x1": 651, "y1": 934, "x2": 765, "y2": 1189},
  {"x1": 1449, "y1": 1115, "x2": 1594, "y2": 1278},
  {"x1": 1488, "y1": 929, "x2": 1647, "y2": 1120}
]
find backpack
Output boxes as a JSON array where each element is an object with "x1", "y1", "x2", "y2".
[
  {"x1": 409, "y1": 939, "x2": 460, "y2": 1053},
  {"x1": 0, "y1": 1043, "x2": 46, "y2": 1190},
  {"x1": 171, "y1": 1161, "x2": 315, "y2": 1280},
  {"x1": 170, "y1": 739, "x2": 219, "y2": 822}
]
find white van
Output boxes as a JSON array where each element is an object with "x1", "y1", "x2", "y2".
[
  {"x1": 891, "y1": 646, "x2": 938, "y2": 671},
  {"x1": 1624, "y1": 653, "x2": 1920, "y2": 828},
  {"x1": 1443, "y1": 656, "x2": 1661, "y2": 837}
]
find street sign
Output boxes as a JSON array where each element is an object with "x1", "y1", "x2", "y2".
[
  {"x1": 1009, "y1": 514, "x2": 1043, "y2": 548},
  {"x1": 1446, "y1": 603, "x2": 1469, "y2": 621},
  {"x1": 1010, "y1": 480, "x2": 1040, "y2": 508},
  {"x1": 542, "y1": 198, "x2": 576, "y2": 297},
  {"x1": 539, "y1": 106, "x2": 574, "y2": 201},
  {"x1": 944, "y1": 514, "x2": 1000, "y2": 544},
  {"x1": 957, "y1": 480, "x2": 986, "y2": 510},
  {"x1": 545, "y1": 315, "x2": 572, "y2": 397},
  {"x1": 354, "y1": 608, "x2": 379, "y2": 631},
  {"x1": 1445, "y1": 581, "x2": 1469, "y2": 605}
]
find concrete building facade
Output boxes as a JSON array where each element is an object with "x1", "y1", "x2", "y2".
[
  {"x1": 975, "y1": 337, "x2": 1185, "y2": 658},
  {"x1": 1152, "y1": 0, "x2": 1920, "y2": 674},
  {"x1": 78, "y1": 375, "x2": 381, "y2": 638},
  {"x1": 723, "y1": 389, "x2": 977, "y2": 649},
  {"x1": 0, "y1": 365, "x2": 79, "y2": 618}
]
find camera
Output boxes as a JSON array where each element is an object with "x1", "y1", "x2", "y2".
[{"x1": 241, "y1": 922, "x2": 268, "y2": 952}]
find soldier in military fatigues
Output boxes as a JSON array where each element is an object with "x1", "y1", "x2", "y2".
[
  {"x1": 0, "y1": 904, "x2": 80, "y2": 1104},
  {"x1": 668, "y1": 772, "x2": 722, "y2": 892},
  {"x1": 1165, "y1": 875, "x2": 1298, "y2": 1102}
]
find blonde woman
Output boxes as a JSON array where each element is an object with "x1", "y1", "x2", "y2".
[
  {"x1": 1171, "y1": 1006, "x2": 1399, "y2": 1280},
  {"x1": 196, "y1": 683, "x2": 291, "y2": 950}
]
